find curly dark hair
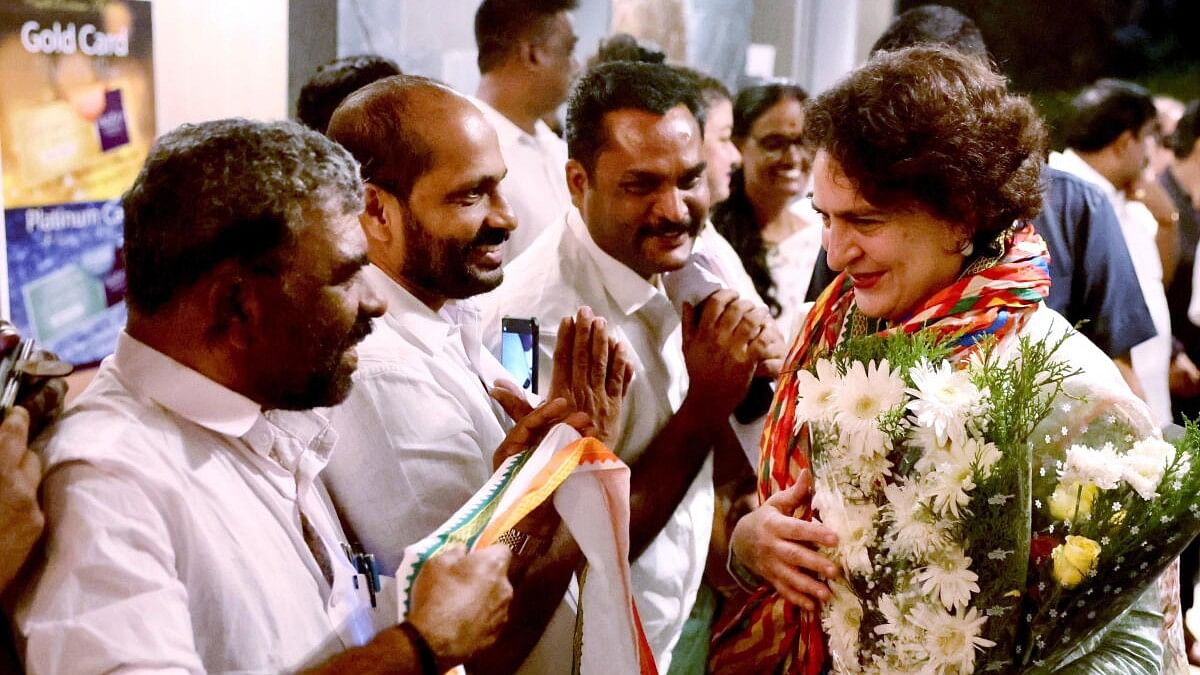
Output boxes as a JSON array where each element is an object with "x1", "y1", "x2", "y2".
[
  {"x1": 803, "y1": 45, "x2": 1045, "y2": 246},
  {"x1": 123, "y1": 119, "x2": 362, "y2": 315},
  {"x1": 711, "y1": 83, "x2": 808, "y2": 318},
  {"x1": 296, "y1": 54, "x2": 401, "y2": 133}
]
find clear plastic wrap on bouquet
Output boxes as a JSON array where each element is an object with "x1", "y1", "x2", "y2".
[
  {"x1": 803, "y1": 330, "x2": 1200, "y2": 674},
  {"x1": 1017, "y1": 379, "x2": 1200, "y2": 671}
]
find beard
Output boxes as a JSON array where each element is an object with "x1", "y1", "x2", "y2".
[
  {"x1": 398, "y1": 205, "x2": 508, "y2": 300},
  {"x1": 259, "y1": 307, "x2": 376, "y2": 411}
]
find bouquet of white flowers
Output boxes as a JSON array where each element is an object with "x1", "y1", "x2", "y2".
[{"x1": 801, "y1": 330, "x2": 1200, "y2": 674}]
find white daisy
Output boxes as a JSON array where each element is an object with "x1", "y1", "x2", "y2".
[
  {"x1": 912, "y1": 603, "x2": 995, "y2": 673},
  {"x1": 884, "y1": 479, "x2": 950, "y2": 560},
  {"x1": 907, "y1": 359, "x2": 987, "y2": 446},
  {"x1": 822, "y1": 580, "x2": 864, "y2": 671},
  {"x1": 794, "y1": 358, "x2": 841, "y2": 427},
  {"x1": 916, "y1": 546, "x2": 980, "y2": 611},
  {"x1": 970, "y1": 438, "x2": 1003, "y2": 479},
  {"x1": 1060, "y1": 443, "x2": 1123, "y2": 490},
  {"x1": 1121, "y1": 438, "x2": 1175, "y2": 500},
  {"x1": 927, "y1": 456, "x2": 976, "y2": 519},
  {"x1": 812, "y1": 483, "x2": 878, "y2": 576},
  {"x1": 910, "y1": 424, "x2": 957, "y2": 475},
  {"x1": 832, "y1": 359, "x2": 907, "y2": 435}
]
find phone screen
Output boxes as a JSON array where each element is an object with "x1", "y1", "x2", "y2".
[{"x1": 500, "y1": 317, "x2": 538, "y2": 394}]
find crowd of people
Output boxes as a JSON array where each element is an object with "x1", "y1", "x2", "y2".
[{"x1": 1, "y1": 1, "x2": 1199, "y2": 673}]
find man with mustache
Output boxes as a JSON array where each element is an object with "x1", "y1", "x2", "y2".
[
  {"x1": 14, "y1": 119, "x2": 516, "y2": 673},
  {"x1": 479, "y1": 61, "x2": 783, "y2": 672},
  {"x1": 324, "y1": 75, "x2": 633, "y2": 674}
]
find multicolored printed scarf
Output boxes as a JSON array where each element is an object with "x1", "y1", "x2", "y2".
[
  {"x1": 396, "y1": 424, "x2": 658, "y2": 675},
  {"x1": 710, "y1": 225, "x2": 1051, "y2": 674}
]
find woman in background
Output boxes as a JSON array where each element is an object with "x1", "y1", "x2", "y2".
[{"x1": 712, "y1": 83, "x2": 822, "y2": 338}]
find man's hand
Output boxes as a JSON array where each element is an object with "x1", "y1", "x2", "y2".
[
  {"x1": 729, "y1": 470, "x2": 839, "y2": 611},
  {"x1": 408, "y1": 544, "x2": 514, "y2": 669},
  {"x1": 682, "y1": 290, "x2": 775, "y2": 418},
  {"x1": 0, "y1": 406, "x2": 42, "y2": 591},
  {"x1": 488, "y1": 391, "x2": 593, "y2": 471},
  {"x1": 547, "y1": 307, "x2": 634, "y2": 446},
  {"x1": 753, "y1": 317, "x2": 788, "y2": 379},
  {"x1": 1170, "y1": 351, "x2": 1200, "y2": 399}
]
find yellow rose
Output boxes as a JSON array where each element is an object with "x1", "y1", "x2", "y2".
[
  {"x1": 1051, "y1": 535, "x2": 1102, "y2": 588},
  {"x1": 1048, "y1": 481, "x2": 1099, "y2": 522}
]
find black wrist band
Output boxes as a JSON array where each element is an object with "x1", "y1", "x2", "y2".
[{"x1": 397, "y1": 620, "x2": 439, "y2": 675}]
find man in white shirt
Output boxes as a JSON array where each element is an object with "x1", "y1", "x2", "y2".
[
  {"x1": 480, "y1": 61, "x2": 783, "y2": 672},
  {"x1": 472, "y1": 0, "x2": 578, "y2": 261},
  {"x1": 1050, "y1": 79, "x2": 1179, "y2": 428},
  {"x1": 14, "y1": 119, "x2": 515, "y2": 674},
  {"x1": 325, "y1": 75, "x2": 632, "y2": 674}
]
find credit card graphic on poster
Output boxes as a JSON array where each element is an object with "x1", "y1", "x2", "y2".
[{"x1": 0, "y1": 0, "x2": 154, "y2": 366}]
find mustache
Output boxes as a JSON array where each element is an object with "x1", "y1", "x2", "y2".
[
  {"x1": 347, "y1": 315, "x2": 375, "y2": 347},
  {"x1": 638, "y1": 217, "x2": 701, "y2": 239},
  {"x1": 470, "y1": 226, "x2": 511, "y2": 248}
]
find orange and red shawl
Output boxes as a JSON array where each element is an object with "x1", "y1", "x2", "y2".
[{"x1": 709, "y1": 225, "x2": 1051, "y2": 674}]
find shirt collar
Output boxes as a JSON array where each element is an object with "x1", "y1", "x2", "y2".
[
  {"x1": 112, "y1": 332, "x2": 337, "y2": 465},
  {"x1": 114, "y1": 331, "x2": 262, "y2": 440},
  {"x1": 565, "y1": 209, "x2": 667, "y2": 316},
  {"x1": 364, "y1": 264, "x2": 457, "y2": 353},
  {"x1": 468, "y1": 96, "x2": 548, "y2": 148},
  {"x1": 1053, "y1": 149, "x2": 1123, "y2": 203}
]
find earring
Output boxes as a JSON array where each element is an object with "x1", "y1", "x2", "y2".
[{"x1": 958, "y1": 240, "x2": 974, "y2": 257}]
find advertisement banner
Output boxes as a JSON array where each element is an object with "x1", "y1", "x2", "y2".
[{"x1": 0, "y1": 0, "x2": 153, "y2": 365}]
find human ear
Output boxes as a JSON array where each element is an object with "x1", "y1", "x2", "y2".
[
  {"x1": 565, "y1": 159, "x2": 589, "y2": 212},
  {"x1": 520, "y1": 39, "x2": 540, "y2": 69},
  {"x1": 203, "y1": 266, "x2": 256, "y2": 350},
  {"x1": 361, "y1": 183, "x2": 393, "y2": 245}
]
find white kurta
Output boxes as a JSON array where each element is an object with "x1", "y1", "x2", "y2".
[
  {"x1": 478, "y1": 211, "x2": 714, "y2": 672},
  {"x1": 16, "y1": 333, "x2": 386, "y2": 674}
]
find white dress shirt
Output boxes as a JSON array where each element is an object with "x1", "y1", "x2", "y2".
[
  {"x1": 477, "y1": 210, "x2": 714, "y2": 672},
  {"x1": 322, "y1": 265, "x2": 577, "y2": 675},
  {"x1": 470, "y1": 97, "x2": 572, "y2": 263},
  {"x1": 1050, "y1": 149, "x2": 1172, "y2": 427},
  {"x1": 16, "y1": 333, "x2": 386, "y2": 674},
  {"x1": 323, "y1": 264, "x2": 517, "y2": 573},
  {"x1": 694, "y1": 223, "x2": 764, "y2": 304}
]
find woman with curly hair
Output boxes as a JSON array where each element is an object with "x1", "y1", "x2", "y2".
[
  {"x1": 709, "y1": 45, "x2": 1180, "y2": 674},
  {"x1": 711, "y1": 83, "x2": 822, "y2": 337}
]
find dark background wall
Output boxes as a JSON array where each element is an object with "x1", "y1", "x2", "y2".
[{"x1": 899, "y1": 0, "x2": 1200, "y2": 146}]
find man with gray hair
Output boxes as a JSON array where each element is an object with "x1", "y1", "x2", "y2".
[{"x1": 13, "y1": 119, "x2": 514, "y2": 673}]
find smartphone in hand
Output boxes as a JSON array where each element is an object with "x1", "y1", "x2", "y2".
[{"x1": 500, "y1": 317, "x2": 538, "y2": 395}]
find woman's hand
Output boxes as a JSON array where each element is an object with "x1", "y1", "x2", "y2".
[{"x1": 729, "y1": 469, "x2": 840, "y2": 611}]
